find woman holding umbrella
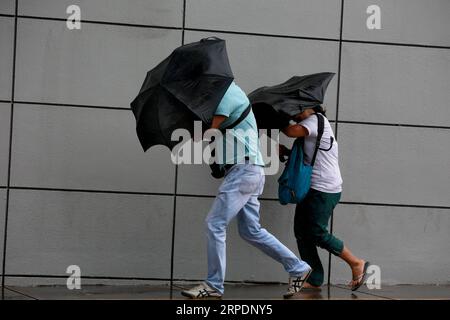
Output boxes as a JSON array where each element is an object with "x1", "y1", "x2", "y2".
[
  {"x1": 250, "y1": 73, "x2": 370, "y2": 291},
  {"x1": 279, "y1": 104, "x2": 369, "y2": 291}
]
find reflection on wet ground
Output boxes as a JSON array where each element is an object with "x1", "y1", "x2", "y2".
[{"x1": 3, "y1": 282, "x2": 450, "y2": 300}]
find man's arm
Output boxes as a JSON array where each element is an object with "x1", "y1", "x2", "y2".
[
  {"x1": 281, "y1": 124, "x2": 309, "y2": 138},
  {"x1": 210, "y1": 115, "x2": 228, "y2": 129}
]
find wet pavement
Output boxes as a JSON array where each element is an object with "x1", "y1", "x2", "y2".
[{"x1": 3, "y1": 283, "x2": 450, "y2": 300}]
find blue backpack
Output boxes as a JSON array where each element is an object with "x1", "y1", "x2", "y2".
[{"x1": 278, "y1": 113, "x2": 324, "y2": 205}]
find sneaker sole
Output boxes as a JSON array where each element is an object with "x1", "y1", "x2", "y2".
[
  {"x1": 283, "y1": 269, "x2": 313, "y2": 299},
  {"x1": 181, "y1": 291, "x2": 222, "y2": 300}
]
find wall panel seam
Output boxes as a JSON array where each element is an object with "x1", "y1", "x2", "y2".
[
  {"x1": 1, "y1": 0, "x2": 18, "y2": 301},
  {"x1": 327, "y1": 0, "x2": 346, "y2": 287},
  {"x1": 11, "y1": 102, "x2": 450, "y2": 130},
  {"x1": 17, "y1": 15, "x2": 182, "y2": 30},
  {"x1": 5, "y1": 187, "x2": 450, "y2": 210}
]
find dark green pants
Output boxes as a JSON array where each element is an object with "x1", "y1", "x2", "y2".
[{"x1": 294, "y1": 188, "x2": 343, "y2": 287}]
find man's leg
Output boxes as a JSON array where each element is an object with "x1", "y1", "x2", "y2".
[
  {"x1": 236, "y1": 167, "x2": 310, "y2": 277},
  {"x1": 204, "y1": 165, "x2": 257, "y2": 294}
]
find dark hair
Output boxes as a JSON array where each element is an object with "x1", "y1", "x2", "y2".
[{"x1": 313, "y1": 105, "x2": 326, "y2": 117}]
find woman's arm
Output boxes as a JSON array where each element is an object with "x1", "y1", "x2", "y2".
[{"x1": 281, "y1": 124, "x2": 309, "y2": 138}]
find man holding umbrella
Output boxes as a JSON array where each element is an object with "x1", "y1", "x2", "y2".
[{"x1": 181, "y1": 80, "x2": 312, "y2": 299}]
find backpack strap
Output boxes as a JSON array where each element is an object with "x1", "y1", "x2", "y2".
[
  {"x1": 209, "y1": 104, "x2": 252, "y2": 178},
  {"x1": 310, "y1": 113, "x2": 324, "y2": 167},
  {"x1": 220, "y1": 104, "x2": 252, "y2": 132}
]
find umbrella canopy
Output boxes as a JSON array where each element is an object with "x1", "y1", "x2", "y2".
[
  {"x1": 130, "y1": 37, "x2": 234, "y2": 151},
  {"x1": 249, "y1": 72, "x2": 335, "y2": 129}
]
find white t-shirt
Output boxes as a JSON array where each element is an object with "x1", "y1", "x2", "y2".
[{"x1": 297, "y1": 114, "x2": 343, "y2": 193}]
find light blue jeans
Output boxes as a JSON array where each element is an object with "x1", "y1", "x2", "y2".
[{"x1": 205, "y1": 163, "x2": 311, "y2": 294}]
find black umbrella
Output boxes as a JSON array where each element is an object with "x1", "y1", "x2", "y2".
[
  {"x1": 249, "y1": 72, "x2": 335, "y2": 129},
  {"x1": 130, "y1": 37, "x2": 234, "y2": 151}
]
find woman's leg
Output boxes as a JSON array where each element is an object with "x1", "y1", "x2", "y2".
[
  {"x1": 294, "y1": 201, "x2": 324, "y2": 287},
  {"x1": 339, "y1": 246, "x2": 366, "y2": 285},
  {"x1": 304, "y1": 190, "x2": 366, "y2": 286},
  {"x1": 295, "y1": 190, "x2": 346, "y2": 286}
]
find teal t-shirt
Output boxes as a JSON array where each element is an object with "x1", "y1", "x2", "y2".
[{"x1": 214, "y1": 82, "x2": 265, "y2": 167}]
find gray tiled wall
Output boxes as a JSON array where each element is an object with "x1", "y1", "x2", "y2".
[
  {"x1": 343, "y1": 0, "x2": 450, "y2": 47},
  {"x1": 0, "y1": 1, "x2": 14, "y2": 15},
  {"x1": 15, "y1": 19, "x2": 182, "y2": 107},
  {"x1": 1, "y1": 0, "x2": 449, "y2": 288},
  {"x1": 331, "y1": 205, "x2": 450, "y2": 285},
  {"x1": 339, "y1": 124, "x2": 450, "y2": 207},
  {"x1": 185, "y1": 0, "x2": 341, "y2": 39},
  {"x1": 11, "y1": 104, "x2": 176, "y2": 193},
  {"x1": 6, "y1": 190, "x2": 174, "y2": 278},
  {"x1": 339, "y1": 43, "x2": 450, "y2": 126}
]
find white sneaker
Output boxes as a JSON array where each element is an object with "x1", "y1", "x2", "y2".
[
  {"x1": 181, "y1": 282, "x2": 222, "y2": 299},
  {"x1": 283, "y1": 268, "x2": 313, "y2": 299}
]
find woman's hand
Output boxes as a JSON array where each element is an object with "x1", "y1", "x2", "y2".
[{"x1": 278, "y1": 144, "x2": 291, "y2": 162}]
